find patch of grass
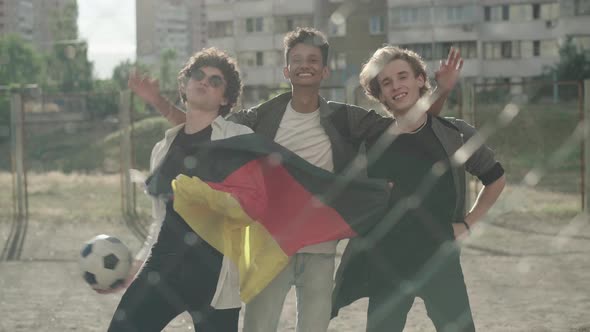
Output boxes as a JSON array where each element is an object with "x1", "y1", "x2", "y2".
[
  {"x1": 474, "y1": 102, "x2": 581, "y2": 193},
  {"x1": 0, "y1": 100, "x2": 584, "y2": 195},
  {"x1": 0, "y1": 116, "x2": 171, "y2": 173},
  {"x1": 538, "y1": 202, "x2": 581, "y2": 217}
]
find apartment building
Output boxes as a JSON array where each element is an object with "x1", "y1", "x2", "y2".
[
  {"x1": 0, "y1": 0, "x2": 79, "y2": 51},
  {"x1": 386, "y1": 0, "x2": 590, "y2": 94},
  {"x1": 136, "y1": 0, "x2": 207, "y2": 70},
  {"x1": 316, "y1": 0, "x2": 388, "y2": 107},
  {"x1": 205, "y1": 0, "x2": 320, "y2": 105},
  {"x1": 0, "y1": 0, "x2": 34, "y2": 42},
  {"x1": 33, "y1": 0, "x2": 78, "y2": 51}
]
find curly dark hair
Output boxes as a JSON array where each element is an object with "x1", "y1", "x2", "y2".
[
  {"x1": 283, "y1": 27, "x2": 329, "y2": 66},
  {"x1": 359, "y1": 45, "x2": 431, "y2": 103},
  {"x1": 178, "y1": 47, "x2": 242, "y2": 117}
]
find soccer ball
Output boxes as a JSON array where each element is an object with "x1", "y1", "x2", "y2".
[{"x1": 79, "y1": 234, "x2": 132, "y2": 291}]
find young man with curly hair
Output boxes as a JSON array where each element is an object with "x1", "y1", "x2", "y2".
[{"x1": 107, "y1": 47, "x2": 251, "y2": 332}]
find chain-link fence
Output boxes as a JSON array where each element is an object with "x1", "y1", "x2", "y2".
[{"x1": 1, "y1": 78, "x2": 590, "y2": 331}]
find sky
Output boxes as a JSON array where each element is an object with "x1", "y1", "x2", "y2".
[{"x1": 78, "y1": 0, "x2": 136, "y2": 79}]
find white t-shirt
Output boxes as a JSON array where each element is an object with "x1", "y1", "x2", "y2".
[{"x1": 274, "y1": 100, "x2": 338, "y2": 254}]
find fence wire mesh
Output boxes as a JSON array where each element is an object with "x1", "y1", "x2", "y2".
[{"x1": 0, "y1": 14, "x2": 589, "y2": 331}]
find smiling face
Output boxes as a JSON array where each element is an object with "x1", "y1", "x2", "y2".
[
  {"x1": 376, "y1": 59, "x2": 425, "y2": 115},
  {"x1": 183, "y1": 66, "x2": 228, "y2": 113},
  {"x1": 283, "y1": 43, "x2": 329, "y2": 88}
]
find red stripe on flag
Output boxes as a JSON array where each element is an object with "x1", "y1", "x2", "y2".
[{"x1": 207, "y1": 159, "x2": 357, "y2": 255}]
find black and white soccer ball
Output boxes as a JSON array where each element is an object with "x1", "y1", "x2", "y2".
[{"x1": 79, "y1": 234, "x2": 132, "y2": 291}]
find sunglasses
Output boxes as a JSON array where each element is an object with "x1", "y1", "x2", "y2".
[{"x1": 187, "y1": 69, "x2": 225, "y2": 88}]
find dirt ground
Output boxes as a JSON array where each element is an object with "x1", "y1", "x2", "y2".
[{"x1": 0, "y1": 174, "x2": 589, "y2": 332}]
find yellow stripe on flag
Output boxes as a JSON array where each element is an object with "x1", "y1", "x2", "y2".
[{"x1": 172, "y1": 175, "x2": 289, "y2": 303}]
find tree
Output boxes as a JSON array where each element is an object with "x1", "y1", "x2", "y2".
[
  {"x1": 50, "y1": 0, "x2": 79, "y2": 41},
  {"x1": 0, "y1": 34, "x2": 44, "y2": 85},
  {"x1": 45, "y1": 41, "x2": 93, "y2": 93},
  {"x1": 532, "y1": 37, "x2": 590, "y2": 102},
  {"x1": 86, "y1": 60, "x2": 152, "y2": 119},
  {"x1": 44, "y1": 1, "x2": 93, "y2": 93},
  {"x1": 547, "y1": 36, "x2": 590, "y2": 81},
  {"x1": 159, "y1": 49, "x2": 178, "y2": 92},
  {"x1": 112, "y1": 60, "x2": 150, "y2": 90}
]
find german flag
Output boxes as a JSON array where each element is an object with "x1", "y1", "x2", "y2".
[{"x1": 153, "y1": 133, "x2": 389, "y2": 302}]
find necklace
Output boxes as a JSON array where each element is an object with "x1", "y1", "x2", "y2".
[{"x1": 403, "y1": 118, "x2": 427, "y2": 134}]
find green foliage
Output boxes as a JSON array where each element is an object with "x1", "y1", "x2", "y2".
[
  {"x1": 112, "y1": 60, "x2": 150, "y2": 90},
  {"x1": 0, "y1": 34, "x2": 44, "y2": 85},
  {"x1": 159, "y1": 49, "x2": 178, "y2": 91},
  {"x1": 1, "y1": 116, "x2": 171, "y2": 172},
  {"x1": 0, "y1": 95, "x2": 9, "y2": 145},
  {"x1": 547, "y1": 36, "x2": 590, "y2": 81},
  {"x1": 49, "y1": 1, "x2": 79, "y2": 41},
  {"x1": 534, "y1": 37, "x2": 590, "y2": 101},
  {"x1": 41, "y1": 1, "x2": 92, "y2": 93},
  {"x1": 45, "y1": 41, "x2": 93, "y2": 93},
  {"x1": 86, "y1": 79, "x2": 119, "y2": 118}
]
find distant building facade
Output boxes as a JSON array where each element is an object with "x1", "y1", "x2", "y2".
[
  {"x1": 387, "y1": 0, "x2": 590, "y2": 96},
  {"x1": 136, "y1": 0, "x2": 207, "y2": 71}
]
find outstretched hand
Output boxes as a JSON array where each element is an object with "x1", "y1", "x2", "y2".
[
  {"x1": 435, "y1": 47, "x2": 464, "y2": 93},
  {"x1": 128, "y1": 70, "x2": 161, "y2": 106}
]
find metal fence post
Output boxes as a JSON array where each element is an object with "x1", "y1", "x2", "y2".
[
  {"x1": 10, "y1": 92, "x2": 27, "y2": 220},
  {"x1": 119, "y1": 90, "x2": 135, "y2": 217},
  {"x1": 584, "y1": 79, "x2": 590, "y2": 213},
  {"x1": 461, "y1": 79, "x2": 475, "y2": 210}
]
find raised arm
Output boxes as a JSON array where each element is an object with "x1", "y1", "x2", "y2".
[
  {"x1": 128, "y1": 71, "x2": 187, "y2": 125},
  {"x1": 427, "y1": 47, "x2": 464, "y2": 117}
]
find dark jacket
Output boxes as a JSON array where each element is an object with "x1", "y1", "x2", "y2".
[
  {"x1": 227, "y1": 92, "x2": 392, "y2": 174},
  {"x1": 331, "y1": 115, "x2": 504, "y2": 318}
]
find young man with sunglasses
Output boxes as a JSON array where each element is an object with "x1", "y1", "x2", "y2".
[
  {"x1": 107, "y1": 47, "x2": 251, "y2": 332},
  {"x1": 129, "y1": 28, "x2": 463, "y2": 331},
  {"x1": 332, "y1": 46, "x2": 506, "y2": 331}
]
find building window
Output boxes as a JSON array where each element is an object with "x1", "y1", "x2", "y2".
[
  {"x1": 510, "y1": 4, "x2": 533, "y2": 21},
  {"x1": 574, "y1": 0, "x2": 590, "y2": 15},
  {"x1": 276, "y1": 15, "x2": 313, "y2": 34},
  {"x1": 484, "y1": 42, "x2": 502, "y2": 59},
  {"x1": 533, "y1": 4, "x2": 541, "y2": 19},
  {"x1": 485, "y1": 5, "x2": 508, "y2": 21},
  {"x1": 444, "y1": 6, "x2": 475, "y2": 23},
  {"x1": 456, "y1": 41, "x2": 477, "y2": 59},
  {"x1": 572, "y1": 35, "x2": 590, "y2": 52},
  {"x1": 533, "y1": 40, "x2": 540, "y2": 56},
  {"x1": 404, "y1": 41, "x2": 476, "y2": 61},
  {"x1": 394, "y1": 7, "x2": 431, "y2": 25},
  {"x1": 540, "y1": 3, "x2": 560, "y2": 20},
  {"x1": 540, "y1": 39, "x2": 558, "y2": 57},
  {"x1": 369, "y1": 16, "x2": 385, "y2": 34},
  {"x1": 403, "y1": 43, "x2": 433, "y2": 60},
  {"x1": 501, "y1": 41, "x2": 512, "y2": 58},
  {"x1": 330, "y1": 52, "x2": 347, "y2": 70},
  {"x1": 433, "y1": 41, "x2": 477, "y2": 59},
  {"x1": 521, "y1": 41, "x2": 533, "y2": 57},
  {"x1": 246, "y1": 17, "x2": 264, "y2": 33},
  {"x1": 239, "y1": 52, "x2": 256, "y2": 67},
  {"x1": 256, "y1": 51, "x2": 263, "y2": 66},
  {"x1": 502, "y1": 5, "x2": 510, "y2": 20}
]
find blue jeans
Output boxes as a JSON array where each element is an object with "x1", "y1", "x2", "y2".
[{"x1": 243, "y1": 253, "x2": 336, "y2": 332}]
